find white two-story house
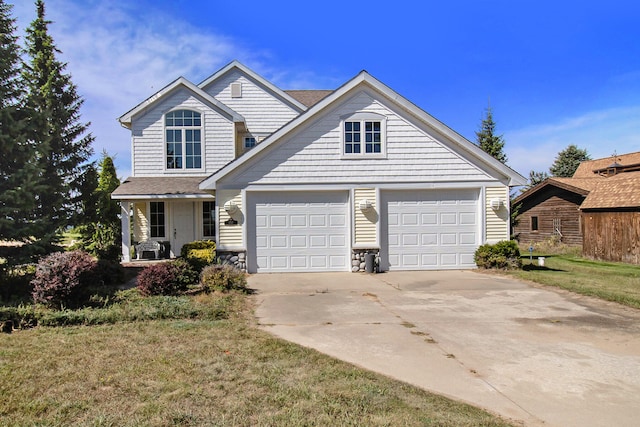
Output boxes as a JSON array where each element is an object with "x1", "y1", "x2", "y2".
[{"x1": 112, "y1": 60, "x2": 525, "y2": 273}]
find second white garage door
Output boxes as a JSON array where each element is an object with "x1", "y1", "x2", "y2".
[
  {"x1": 382, "y1": 189, "x2": 479, "y2": 270},
  {"x1": 250, "y1": 191, "x2": 349, "y2": 273}
]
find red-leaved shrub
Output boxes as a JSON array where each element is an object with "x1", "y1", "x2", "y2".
[{"x1": 31, "y1": 250, "x2": 98, "y2": 308}]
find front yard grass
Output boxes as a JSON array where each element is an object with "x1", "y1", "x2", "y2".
[
  {"x1": 505, "y1": 255, "x2": 640, "y2": 309},
  {"x1": 0, "y1": 292, "x2": 515, "y2": 426}
]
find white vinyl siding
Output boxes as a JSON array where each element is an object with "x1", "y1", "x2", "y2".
[
  {"x1": 131, "y1": 88, "x2": 235, "y2": 176},
  {"x1": 354, "y1": 188, "x2": 377, "y2": 247},
  {"x1": 202, "y1": 70, "x2": 299, "y2": 134},
  {"x1": 217, "y1": 190, "x2": 243, "y2": 249},
  {"x1": 485, "y1": 186, "x2": 510, "y2": 243},
  {"x1": 216, "y1": 90, "x2": 492, "y2": 188}
]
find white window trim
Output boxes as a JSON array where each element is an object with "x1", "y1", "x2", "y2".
[
  {"x1": 202, "y1": 200, "x2": 216, "y2": 239},
  {"x1": 148, "y1": 201, "x2": 167, "y2": 240},
  {"x1": 340, "y1": 111, "x2": 387, "y2": 159},
  {"x1": 163, "y1": 109, "x2": 205, "y2": 172}
]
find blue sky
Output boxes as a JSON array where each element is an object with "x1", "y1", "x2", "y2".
[{"x1": 11, "y1": 0, "x2": 640, "y2": 181}]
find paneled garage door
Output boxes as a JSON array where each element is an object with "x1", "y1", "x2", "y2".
[
  {"x1": 383, "y1": 189, "x2": 478, "y2": 270},
  {"x1": 250, "y1": 192, "x2": 349, "y2": 273}
]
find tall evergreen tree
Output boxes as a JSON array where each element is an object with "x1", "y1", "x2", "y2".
[
  {"x1": 22, "y1": 0, "x2": 94, "y2": 254},
  {"x1": 476, "y1": 105, "x2": 508, "y2": 164},
  {"x1": 549, "y1": 144, "x2": 590, "y2": 177},
  {"x1": 0, "y1": 0, "x2": 41, "y2": 255},
  {"x1": 78, "y1": 152, "x2": 121, "y2": 260},
  {"x1": 525, "y1": 170, "x2": 550, "y2": 189}
]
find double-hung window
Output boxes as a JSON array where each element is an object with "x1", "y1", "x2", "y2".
[
  {"x1": 165, "y1": 110, "x2": 202, "y2": 169},
  {"x1": 342, "y1": 112, "x2": 386, "y2": 158}
]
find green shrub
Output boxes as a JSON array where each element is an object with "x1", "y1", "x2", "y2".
[
  {"x1": 180, "y1": 240, "x2": 216, "y2": 271},
  {"x1": 31, "y1": 251, "x2": 99, "y2": 309},
  {"x1": 0, "y1": 265, "x2": 35, "y2": 304},
  {"x1": 171, "y1": 258, "x2": 200, "y2": 290},
  {"x1": 200, "y1": 264, "x2": 248, "y2": 293},
  {"x1": 0, "y1": 290, "x2": 234, "y2": 328},
  {"x1": 136, "y1": 259, "x2": 199, "y2": 296},
  {"x1": 474, "y1": 240, "x2": 522, "y2": 270}
]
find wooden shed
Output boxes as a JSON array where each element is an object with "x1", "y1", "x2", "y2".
[
  {"x1": 580, "y1": 171, "x2": 640, "y2": 264},
  {"x1": 513, "y1": 178, "x2": 601, "y2": 245}
]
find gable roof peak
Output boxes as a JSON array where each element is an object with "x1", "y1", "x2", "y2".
[
  {"x1": 198, "y1": 60, "x2": 307, "y2": 112},
  {"x1": 118, "y1": 76, "x2": 244, "y2": 128}
]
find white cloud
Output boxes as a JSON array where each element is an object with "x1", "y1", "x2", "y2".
[
  {"x1": 11, "y1": 0, "x2": 254, "y2": 178},
  {"x1": 505, "y1": 106, "x2": 640, "y2": 178}
]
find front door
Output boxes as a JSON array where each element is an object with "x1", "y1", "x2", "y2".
[{"x1": 172, "y1": 201, "x2": 195, "y2": 257}]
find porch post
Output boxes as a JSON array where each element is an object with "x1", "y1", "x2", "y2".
[{"x1": 121, "y1": 201, "x2": 131, "y2": 262}]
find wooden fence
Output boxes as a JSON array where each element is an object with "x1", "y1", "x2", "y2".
[{"x1": 581, "y1": 211, "x2": 640, "y2": 264}]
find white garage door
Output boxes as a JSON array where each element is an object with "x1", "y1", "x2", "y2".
[
  {"x1": 250, "y1": 192, "x2": 349, "y2": 273},
  {"x1": 383, "y1": 189, "x2": 478, "y2": 270}
]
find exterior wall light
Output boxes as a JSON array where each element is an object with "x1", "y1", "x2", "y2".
[
  {"x1": 490, "y1": 198, "x2": 503, "y2": 210},
  {"x1": 224, "y1": 200, "x2": 239, "y2": 214},
  {"x1": 359, "y1": 199, "x2": 373, "y2": 211}
]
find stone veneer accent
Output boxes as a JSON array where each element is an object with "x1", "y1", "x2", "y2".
[
  {"x1": 351, "y1": 249, "x2": 380, "y2": 273},
  {"x1": 217, "y1": 251, "x2": 247, "y2": 272}
]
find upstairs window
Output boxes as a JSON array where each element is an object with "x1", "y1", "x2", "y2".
[
  {"x1": 342, "y1": 112, "x2": 386, "y2": 158},
  {"x1": 165, "y1": 110, "x2": 202, "y2": 169},
  {"x1": 244, "y1": 137, "x2": 257, "y2": 150}
]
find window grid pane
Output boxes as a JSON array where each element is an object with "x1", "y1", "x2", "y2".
[
  {"x1": 344, "y1": 121, "x2": 362, "y2": 154},
  {"x1": 150, "y1": 202, "x2": 165, "y2": 238},
  {"x1": 166, "y1": 110, "x2": 202, "y2": 169},
  {"x1": 365, "y1": 121, "x2": 381, "y2": 153}
]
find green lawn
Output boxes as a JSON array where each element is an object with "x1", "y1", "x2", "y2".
[
  {"x1": 505, "y1": 254, "x2": 640, "y2": 309},
  {"x1": 0, "y1": 292, "x2": 515, "y2": 427}
]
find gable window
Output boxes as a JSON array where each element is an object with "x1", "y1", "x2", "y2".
[
  {"x1": 150, "y1": 202, "x2": 165, "y2": 238},
  {"x1": 165, "y1": 110, "x2": 202, "y2": 169},
  {"x1": 531, "y1": 216, "x2": 539, "y2": 232},
  {"x1": 203, "y1": 201, "x2": 216, "y2": 238},
  {"x1": 342, "y1": 112, "x2": 386, "y2": 157}
]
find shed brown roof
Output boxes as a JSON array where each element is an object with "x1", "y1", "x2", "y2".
[
  {"x1": 513, "y1": 176, "x2": 602, "y2": 205},
  {"x1": 285, "y1": 90, "x2": 333, "y2": 107},
  {"x1": 580, "y1": 171, "x2": 640, "y2": 209},
  {"x1": 573, "y1": 151, "x2": 640, "y2": 178},
  {"x1": 548, "y1": 177, "x2": 604, "y2": 192},
  {"x1": 111, "y1": 176, "x2": 212, "y2": 199}
]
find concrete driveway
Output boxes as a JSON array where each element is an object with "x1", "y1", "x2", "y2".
[{"x1": 249, "y1": 271, "x2": 640, "y2": 427}]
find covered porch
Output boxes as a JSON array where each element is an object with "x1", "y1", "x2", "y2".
[{"x1": 111, "y1": 176, "x2": 215, "y2": 262}]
